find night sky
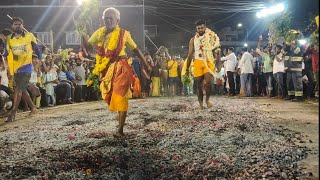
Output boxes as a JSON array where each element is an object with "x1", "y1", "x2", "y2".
[
  {"x1": 145, "y1": 0, "x2": 319, "y2": 38},
  {"x1": 0, "y1": 0, "x2": 318, "y2": 53}
]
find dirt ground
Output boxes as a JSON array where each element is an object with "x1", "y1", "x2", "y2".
[
  {"x1": 254, "y1": 97, "x2": 319, "y2": 179},
  {"x1": 0, "y1": 96, "x2": 318, "y2": 179}
]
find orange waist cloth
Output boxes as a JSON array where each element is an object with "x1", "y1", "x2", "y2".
[
  {"x1": 101, "y1": 58, "x2": 134, "y2": 112},
  {"x1": 112, "y1": 59, "x2": 134, "y2": 97}
]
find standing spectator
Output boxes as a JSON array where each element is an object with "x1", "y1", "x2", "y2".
[
  {"x1": 302, "y1": 48, "x2": 314, "y2": 99},
  {"x1": 141, "y1": 52, "x2": 152, "y2": 98},
  {"x1": 235, "y1": 53, "x2": 242, "y2": 95},
  {"x1": 250, "y1": 50, "x2": 258, "y2": 96},
  {"x1": 283, "y1": 36, "x2": 304, "y2": 102},
  {"x1": 4, "y1": 17, "x2": 42, "y2": 122},
  {"x1": 167, "y1": 56, "x2": 179, "y2": 96},
  {"x1": 159, "y1": 47, "x2": 170, "y2": 96},
  {"x1": 237, "y1": 47, "x2": 255, "y2": 97},
  {"x1": 74, "y1": 58, "x2": 87, "y2": 102},
  {"x1": 151, "y1": 54, "x2": 161, "y2": 97},
  {"x1": 42, "y1": 57, "x2": 58, "y2": 106},
  {"x1": 221, "y1": 47, "x2": 237, "y2": 96},
  {"x1": 131, "y1": 56, "x2": 142, "y2": 98},
  {"x1": 272, "y1": 45, "x2": 286, "y2": 98},
  {"x1": 305, "y1": 44, "x2": 319, "y2": 98},
  {"x1": 256, "y1": 46, "x2": 273, "y2": 97},
  {"x1": 255, "y1": 54, "x2": 267, "y2": 96}
]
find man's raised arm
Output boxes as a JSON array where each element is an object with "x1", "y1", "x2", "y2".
[{"x1": 133, "y1": 48, "x2": 151, "y2": 71}]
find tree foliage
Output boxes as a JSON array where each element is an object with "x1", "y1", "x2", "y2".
[
  {"x1": 267, "y1": 12, "x2": 292, "y2": 45},
  {"x1": 309, "y1": 32, "x2": 319, "y2": 46},
  {"x1": 73, "y1": 0, "x2": 100, "y2": 35}
]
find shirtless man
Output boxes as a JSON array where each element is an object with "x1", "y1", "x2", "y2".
[
  {"x1": 156, "y1": 46, "x2": 170, "y2": 96},
  {"x1": 185, "y1": 19, "x2": 221, "y2": 109}
]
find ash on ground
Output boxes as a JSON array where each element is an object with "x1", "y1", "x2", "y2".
[{"x1": 0, "y1": 97, "x2": 312, "y2": 179}]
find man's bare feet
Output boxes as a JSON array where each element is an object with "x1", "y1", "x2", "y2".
[
  {"x1": 206, "y1": 101, "x2": 212, "y2": 108},
  {"x1": 29, "y1": 107, "x2": 38, "y2": 116},
  {"x1": 198, "y1": 101, "x2": 204, "y2": 110},
  {"x1": 113, "y1": 132, "x2": 125, "y2": 138},
  {"x1": 116, "y1": 123, "x2": 127, "y2": 128},
  {"x1": 5, "y1": 112, "x2": 16, "y2": 122}
]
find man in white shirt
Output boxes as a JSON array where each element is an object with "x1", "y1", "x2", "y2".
[
  {"x1": 273, "y1": 45, "x2": 285, "y2": 98},
  {"x1": 74, "y1": 58, "x2": 87, "y2": 102},
  {"x1": 221, "y1": 47, "x2": 237, "y2": 96},
  {"x1": 237, "y1": 47, "x2": 255, "y2": 97},
  {"x1": 0, "y1": 59, "x2": 12, "y2": 112}
]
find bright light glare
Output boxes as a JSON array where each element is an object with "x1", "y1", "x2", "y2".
[
  {"x1": 77, "y1": 0, "x2": 89, "y2": 5},
  {"x1": 256, "y1": 2, "x2": 286, "y2": 18},
  {"x1": 298, "y1": 39, "x2": 307, "y2": 45},
  {"x1": 76, "y1": 0, "x2": 83, "y2": 5},
  {"x1": 237, "y1": 23, "x2": 242, "y2": 27},
  {"x1": 256, "y1": 12, "x2": 262, "y2": 18},
  {"x1": 244, "y1": 43, "x2": 248, "y2": 47}
]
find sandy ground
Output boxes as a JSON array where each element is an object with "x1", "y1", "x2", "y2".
[
  {"x1": 254, "y1": 97, "x2": 319, "y2": 179},
  {"x1": 0, "y1": 96, "x2": 318, "y2": 179}
]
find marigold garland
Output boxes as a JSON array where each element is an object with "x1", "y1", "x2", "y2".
[
  {"x1": 86, "y1": 26, "x2": 122, "y2": 89},
  {"x1": 194, "y1": 28, "x2": 220, "y2": 77}
]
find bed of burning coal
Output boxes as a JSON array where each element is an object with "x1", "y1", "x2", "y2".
[{"x1": 0, "y1": 97, "x2": 312, "y2": 179}]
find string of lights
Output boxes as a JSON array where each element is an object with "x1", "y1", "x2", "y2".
[
  {"x1": 145, "y1": 8, "x2": 194, "y2": 24},
  {"x1": 149, "y1": 0, "x2": 265, "y2": 11},
  {"x1": 156, "y1": 16, "x2": 194, "y2": 34}
]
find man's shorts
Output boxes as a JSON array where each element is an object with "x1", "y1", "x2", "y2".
[
  {"x1": 193, "y1": 59, "x2": 215, "y2": 77},
  {"x1": 14, "y1": 72, "x2": 31, "y2": 91},
  {"x1": 168, "y1": 77, "x2": 179, "y2": 85}
]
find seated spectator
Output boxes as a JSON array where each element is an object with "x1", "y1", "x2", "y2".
[
  {"x1": 42, "y1": 56, "x2": 59, "y2": 106},
  {"x1": 0, "y1": 57, "x2": 11, "y2": 96},
  {"x1": 26, "y1": 54, "x2": 41, "y2": 109},
  {"x1": 0, "y1": 58, "x2": 12, "y2": 113},
  {"x1": 56, "y1": 64, "x2": 74, "y2": 104}
]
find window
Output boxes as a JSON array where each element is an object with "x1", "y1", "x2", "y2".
[
  {"x1": 66, "y1": 32, "x2": 81, "y2": 45},
  {"x1": 35, "y1": 32, "x2": 51, "y2": 45}
]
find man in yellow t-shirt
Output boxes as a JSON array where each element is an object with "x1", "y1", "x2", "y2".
[
  {"x1": 167, "y1": 57, "x2": 179, "y2": 96},
  {"x1": 4, "y1": 17, "x2": 42, "y2": 122}
]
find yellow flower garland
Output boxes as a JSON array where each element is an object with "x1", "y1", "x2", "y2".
[
  {"x1": 194, "y1": 28, "x2": 221, "y2": 77},
  {"x1": 86, "y1": 26, "x2": 122, "y2": 87},
  {"x1": 93, "y1": 26, "x2": 121, "y2": 76}
]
